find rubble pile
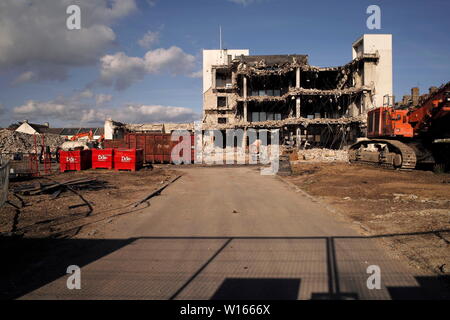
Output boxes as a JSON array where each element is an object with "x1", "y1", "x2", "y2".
[
  {"x1": 237, "y1": 87, "x2": 371, "y2": 103},
  {"x1": 202, "y1": 115, "x2": 365, "y2": 130},
  {"x1": 0, "y1": 129, "x2": 65, "y2": 154},
  {"x1": 297, "y1": 148, "x2": 349, "y2": 162}
]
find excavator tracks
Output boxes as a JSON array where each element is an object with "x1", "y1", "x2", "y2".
[{"x1": 349, "y1": 139, "x2": 417, "y2": 170}]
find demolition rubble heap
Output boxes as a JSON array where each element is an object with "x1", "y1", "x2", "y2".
[
  {"x1": 297, "y1": 148, "x2": 349, "y2": 162},
  {"x1": 0, "y1": 129, "x2": 65, "y2": 154}
]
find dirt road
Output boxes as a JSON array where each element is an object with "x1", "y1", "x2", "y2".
[{"x1": 6, "y1": 167, "x2": 449, "y2": 300}]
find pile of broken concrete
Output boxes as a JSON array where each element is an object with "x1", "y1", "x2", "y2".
[
  {"x1": 0, "y1": 129, "x2": 65, "y2": 154},
  {"x1": 297, "y1": 148, "x2": 349, "y2": 162}
]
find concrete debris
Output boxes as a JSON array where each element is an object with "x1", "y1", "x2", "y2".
[
  {"x1": 236, "y1": 86, "x2": 371, "y2": 103},
  {"x1": 125, "y1": 122, "x2": 195, "y2": 133},
  {"x1": 163, "y1": 123, "x2": 195, "y2": 133},
  {"x1": 202, "y1": 115, "x2": 365, "y2": 130},
  {"x1": 0, "y1": 129, "x2": 65, "y2": 154},
  {"x1": 235, "y1": 54, "x2": 307, "y2": 76},
  {"x1": 125, "y1": 123, "x2": 165, "y2": 133},
  {"x1": 104, "y1": 119, "x2": 196, "y2": 139},
  {"x1": 235, "y1": 53, "x2": 379, "y2": 77},
  {"x1": 60, "y1": 141, "x2": 91, "y2": 151},
  {"x1": 277, "y1": 155, "x2": 293, "y2": 175},
  {"x1": 393, "y1": 193, "x2": 419, "y2": 201},
  {"x1": 296, "y1": 148, "x2": 349, "y2": 162},
  {"x1": 287, "y1": 86, "x2": 371, "y2": 97}
]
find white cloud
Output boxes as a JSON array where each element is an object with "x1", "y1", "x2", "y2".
[
  {"x1": 138, "y1": 30, "x2": 160, "y2": 48},
  {"x1": 99, "y1": 52, "x2": 147, "y2": 90},
  {"x1": 111, "y1": 104, "x2": 199, "y2": 123},
  {"x1": 78, "y1": 89, "x2": 94, "y2": 99},
  {"x1": 228, "y1": 0, "x2": 259, "y2": 6},
  {"x1": 190, "y1": 70, "x2": 203, "y2": 78},
  {"x1": 144, "y1": 47, "x2": 196, "y2": 74},
  {"x1": 0, "y1": 0, "x2": 137, "y2": 83},
  {"x1": 13, "y1": 100, "x2": 83, "y2": 122},
  {"x1": 11, "y1": 92, "x2": 199, "y2": 126},
  {"x1": 12, "y1": 90, "x2": 105, "y2": 124},
  {"x1": 95, "y1": 94, "x2": 113, "y2": 106},
  {"x1": 12, "y1": 71, "x2": 36, "y2": 85},
  {"x1": 99, "y1": 46, "x2": 197, "y2": 90}
]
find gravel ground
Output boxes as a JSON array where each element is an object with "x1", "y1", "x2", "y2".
[
  {"x1": 0, "y1": 166, "x2": 178, "y2": 238},
  {"x1": 285, "y1": 162, "x2": 450, "y2": 277}
]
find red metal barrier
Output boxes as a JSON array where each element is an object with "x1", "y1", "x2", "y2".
[
  {"x1": 92, "y1": 149, "x2": 114, "y2": 170},
  {"x1": 59, "y1": 150, "x2": 92, "y2": 172},
  {"x1": 114, "y1": 149, "x2": 143, "y2": 171}
]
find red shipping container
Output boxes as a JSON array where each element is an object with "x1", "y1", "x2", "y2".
[
  {"x1": 105, "y1": 132, "x2": 195, "y2": 165},
  {"x1": 114, "y1": 149, "x2": 143, "y2": 171},
  {"x1": 103, "y1": 139, "x2": 127, "y2": 149},
  {"x1": 126, "y1": 133, "x2": 157, "y2": 163},
  {"x1": 92, "y1": 149, "x2": 114, "y2": 170},
  {"x1": 59, "y1": 150, "x2": 92, "y2": 172}
]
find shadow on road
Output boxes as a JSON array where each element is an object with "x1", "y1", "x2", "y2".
[
  {"x1": 211, "y1": 278, "x2": 301, "y2": 300},
  {"x1": 1, "y1": 230, "x2": 449, "y2": 300},
  {"x1": 0, "y1": 236, "x2": 133, "y2": 299}
]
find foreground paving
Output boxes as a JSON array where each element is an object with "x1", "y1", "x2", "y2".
[{"x1": 20, "y1": 167, "x2": 445, "y2": 299}]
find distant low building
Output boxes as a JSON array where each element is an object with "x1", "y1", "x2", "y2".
[
  {"x1": 14, "y1": 120, "x2": 104, "y2": 140},
  {"x1": 104, "y1": 118, "x2": 194, "y2": 140},
  {"x1": 15, "y1": 120, "x2": 54, "y2": 135},
  {"x1": 395, "y1": 86, "x2": 444, "y2": 109}
]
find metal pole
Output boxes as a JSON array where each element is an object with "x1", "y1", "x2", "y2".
[{"x1": 0, "y1": 157, "x2": 10, "y2": 208}]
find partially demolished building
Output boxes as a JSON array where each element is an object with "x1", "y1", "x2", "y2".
[
  {"x1": 104, "y1": 119, "x2": 194, "y2": 140},
  {"x1": 202, "y1": 34, "x2": 393, "y2": 148}
]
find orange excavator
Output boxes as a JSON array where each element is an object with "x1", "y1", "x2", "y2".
[
  {"x1": 70, "y1": 130, "x2": 93, "y2": 141},
  {"x1": 69, "y1": 132, "x2": 92, "y2": 141},
  {"x1": 69, "y1": 131, "x2": 105, "y2": 142},
  {"x1": 349, "y1": 82, "x2": 450, "y2": 171}
]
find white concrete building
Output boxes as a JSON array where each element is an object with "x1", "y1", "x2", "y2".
[
  {"x1": 352, "y1": 34, "x2": 393, "y2": 109},
  {"x1": 200, "y1": 34, "x2": 393, "y2": 148},
  {"x1": 202, "y1": 49, "x2": 249, "y2": 124}
]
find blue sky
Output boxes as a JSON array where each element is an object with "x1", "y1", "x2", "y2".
[{"x1": 0, "y1": 0, "x2": 449, "y2": 127}]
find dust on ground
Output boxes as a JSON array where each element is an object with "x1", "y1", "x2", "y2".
[
  {"x1": 0, "y1": 166, "x2": 178, "y2": 238},
  {"x1": 285, "y1": 162, "x2": 450, "y2": 276}
]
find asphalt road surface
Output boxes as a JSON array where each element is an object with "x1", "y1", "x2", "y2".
[{"x1": 20, "y1": 167, "x2": 443, "y2": 300}]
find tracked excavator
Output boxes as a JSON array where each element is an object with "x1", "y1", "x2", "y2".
[{"x1": 349, "y1": 82, "x2": 450, "y2": 171}]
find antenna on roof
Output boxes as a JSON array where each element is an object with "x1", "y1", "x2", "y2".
[{"x1": 219, "y1": 25, "x2": 222, "y2": 50}]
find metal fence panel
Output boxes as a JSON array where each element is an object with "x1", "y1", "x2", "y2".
[{"x1": 0, "y1": 157, "x2": 10, "y2": 207}]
